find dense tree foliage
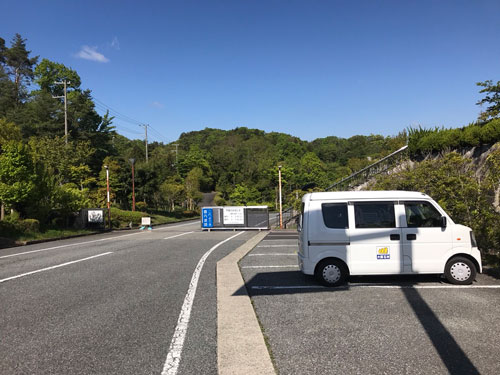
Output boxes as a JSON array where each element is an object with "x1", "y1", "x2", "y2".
[
  {"x1": 372, "y1": 150, "x2": 500, "y2": 252},
  {"x1": 1, "y1": 32, "x2": 499, "y2": 254}
]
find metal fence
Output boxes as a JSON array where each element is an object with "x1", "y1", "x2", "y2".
[
  {"x1": 201, "y1": 206, "x2": 269, "y2": 231},
  {"x1": 326, "y1": 145, "x2": 409, "y2": 191}
]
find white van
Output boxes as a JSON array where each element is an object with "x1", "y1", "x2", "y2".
[{"x1": 297, "y1": 191, "x2": 482, "y2": 286}]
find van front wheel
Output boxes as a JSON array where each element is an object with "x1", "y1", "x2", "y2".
[
  {"x1": 315, "y1": 259, "x2": 348, "y2": 287},
  {"x1": 444, "y1": 257, "x2": 476, "y2": 285}
]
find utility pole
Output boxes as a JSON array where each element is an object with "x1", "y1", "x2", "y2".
[
  {"x1": 54, "y1": 80, "x2": 69, "y2": 144},
  {"x1": 140, "y1": 124, "x2": 149, "y2": 162},
  {"x1": 104, "y1": 165, "x2": 111, "y2": 229},
  {"x1": 129, "y1": 158, "x2": 136, "y2": 211},
  {"x1": 278, "y1": 165, "x2": 283, "y2": 229}
]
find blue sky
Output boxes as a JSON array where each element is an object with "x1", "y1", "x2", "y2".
[{"x1": 2, "y1": 0, "x2": 499, "y2": 143}]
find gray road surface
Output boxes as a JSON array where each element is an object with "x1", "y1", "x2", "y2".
[
  {"x1": 241, "y1": 231, "x2": 500, "y2": 375},
  {"x1": 0, "y1": 221, "x2": 255, "y2": 375}
]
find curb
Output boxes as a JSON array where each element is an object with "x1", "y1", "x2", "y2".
[{"x1": 217, "y1": 231, "x2": 275, "y2": 375}]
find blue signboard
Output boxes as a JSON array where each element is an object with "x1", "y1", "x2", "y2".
[{"x1": 202, "y1": 208, "x2": 214, "y2": 228}]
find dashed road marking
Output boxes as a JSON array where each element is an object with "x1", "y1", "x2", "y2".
[
  {"x1": 0, "y1": 252, "x2": 113, "y2": 283},
  {"x1": 163, "y1": 232, "x2": 194, "y2": 240},
  {"x1": 161, "y1": 231, "x2": 244, "y2": 375},
  {"x1": 155, "y1": 221, "x2": 199, "y2": 231},
  {"x1": 0, "y1": 231, "x2": 145, "y2": 259}
]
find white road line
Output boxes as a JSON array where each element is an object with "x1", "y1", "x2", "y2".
[
  {"x1": 163, "y1": 232, "x2": 194, "y2": 240},
  {"x1": 155, "y1": 221, "x2": 199, "y2": 231},
  {"x1": 0, "y1": 252, "x2": 113, "y2": 284},
  {"x1": 247, "y1": 253, "x2": 296, "y2": 256},
  {"x1": 0, "y1": 231, "x2": 145, "y2": 259},
  {"x1": 257, "y1": 245, "x2": 298, "y2": 248},
  {"x1": 161, "y1": 231, "x2": 244, "y2": 375},
  {"x1": 241, "y1": 265, "x2": 298, "y2": 269},
  {"x1": 251, "y1": 284, "x2": 500, "y2": 290}
]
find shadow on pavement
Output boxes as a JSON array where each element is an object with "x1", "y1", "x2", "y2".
[{"x1": 402, "y1": 287, "x2": 480, "y2": 375}]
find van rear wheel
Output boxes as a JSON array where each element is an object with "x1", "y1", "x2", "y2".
[
  {"x1": 444, "y1": 257, "x2": 476, "y2": 285},
  {"x1": 315, "y1": 259, "x2": 348, "y2": 287}
]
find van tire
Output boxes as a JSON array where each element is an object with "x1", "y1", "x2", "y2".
[
  {"x1": 315, "y1": 259, "x2": 348, "y2": 287},
  {"x1": 444, "y1": 257, "x2": 476, "y2": 285}
]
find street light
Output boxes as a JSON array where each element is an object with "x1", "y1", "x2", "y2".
[
  {"x1": 278, "y1": 165, "x2": 283, "y2": 229},
  {"x1": 104, "y1": 165, "x2": 111, "y2": 229},
  {"x1": 129, "y1": 158, "x2": 136, "y2": 211}
]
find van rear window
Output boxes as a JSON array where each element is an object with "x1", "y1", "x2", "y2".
[
  {"x1": 354, "y1": 202, "x2": 395, "y2": 228},
  {"x1": 322, "y1": 203, "x2": 348, "y2": 229}
]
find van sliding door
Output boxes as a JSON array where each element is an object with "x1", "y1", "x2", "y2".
[{"x1": 349, "y1": 202, "x2": 402, "y2": 275}]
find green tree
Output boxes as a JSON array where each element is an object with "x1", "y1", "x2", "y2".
[
  {"x1": 0, "y1": 141, "x2": 37, "y2": 215},
  {"x1": 160, "y1": 177, "x2": 185, "y2": 211},
  {"x1": 34, "y1": 58, "x2": 81, "y2": 97},
  {"x1": 229, "y1": 184, "x2": 260, "y2": 205},
  {"x1": 477, "y1": 80, "x2": 500, "y2": 122},
  {"x1": 185, "y1": 167, "x2": 203, "y2": 210},
  {"x1": 3, "y1": 34, "x2": 38, "y2": 101}
]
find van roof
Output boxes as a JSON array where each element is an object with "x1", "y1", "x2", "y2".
[{"x1": 305, "y1": 190, "x2": 430, "y2": 201}]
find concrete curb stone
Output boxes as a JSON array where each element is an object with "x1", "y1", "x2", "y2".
[{"x1": 217, "y1": 231, "x2": 275, "y2": 375}]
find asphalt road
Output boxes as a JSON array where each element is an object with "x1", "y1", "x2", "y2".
[
  {"x1": 241, "y1": 232, "x2": 500, "y2": 375},
  {"x1": 0, "y1": 221, "x2": 255, "y2": 375}
]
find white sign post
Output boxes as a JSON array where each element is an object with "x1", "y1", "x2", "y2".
[
  {"x1": 141, "y1": 217, "x2": 152, "y2": 230},
  {"x1": 223, "y1": 207, "x2": 245, "y2": 225}
]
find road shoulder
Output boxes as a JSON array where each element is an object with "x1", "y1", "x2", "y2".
[{"x1": 217, "y1": 231, "x2": 275, "y2": 375}]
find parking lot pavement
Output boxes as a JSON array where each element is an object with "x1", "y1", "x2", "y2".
[{"x1": 240, "y1": 234, "x2": 500, "y2": 375}]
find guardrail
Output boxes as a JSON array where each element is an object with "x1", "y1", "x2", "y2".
[{"x1": 326, "y1": 145, "x2": 409, "y2": 191}]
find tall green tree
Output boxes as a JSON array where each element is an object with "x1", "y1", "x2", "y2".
[
  {"x1": 477, "y1": 80, "x2": 500, "y2": 122},
  {"x1": 0, "y1": 141, "x2": 37, "y2": 215},
  {"x1": 3, "y1": 34, "x2": 38, "y2": 101},
  {"x1": 34, "y1": 58, "x2": 81, "y2": 97}
]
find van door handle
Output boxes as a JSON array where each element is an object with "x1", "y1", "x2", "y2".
[
  {"x1": 407, "y1": 234, "x2": 417, "y2": 240},
  {"x1": 390, "y1": 234, "x2": 400, "y2": 241}
]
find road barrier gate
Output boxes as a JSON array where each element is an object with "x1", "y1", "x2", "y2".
[{"x1": 201, "y1": 206, "x2": 269, "y2": 231}]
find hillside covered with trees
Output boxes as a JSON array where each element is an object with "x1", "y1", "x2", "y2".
[{"x1": 1, "y1": 33, "x2": 500, "y2": 258}]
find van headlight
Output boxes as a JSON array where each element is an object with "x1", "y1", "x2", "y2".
[{"x1": 470, "y1": 231, "x2": 477, "y2": 247}]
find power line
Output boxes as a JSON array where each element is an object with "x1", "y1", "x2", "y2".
[
  {"x1": 91, "y1": 96, "x2": 143, "y2": 125},
  {"x1": 90, "y1": 96, "x2": 173, "y2": 144}
]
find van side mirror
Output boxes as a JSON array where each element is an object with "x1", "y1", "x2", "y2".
[
  {"x1": 296, "y1": 215, "x2": 302, "y2": 232},
  {"x1": 441, "y1": 216, "x2": 447, "y2": 228}
]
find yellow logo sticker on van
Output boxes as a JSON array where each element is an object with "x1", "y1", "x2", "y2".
[{"x1": 376, "y1": 246, "x2": 390, "y2": 260}]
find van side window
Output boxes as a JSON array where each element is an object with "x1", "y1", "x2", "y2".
[
  {"x1": 354, "y1": 202, "x2": 395, "y2": 228},
  {"x1": 321, "y1": 203, "x2": 348, "y2": 229},
  {"x1": 404, "y1": 201, "x2": 442, "y2": 227}
]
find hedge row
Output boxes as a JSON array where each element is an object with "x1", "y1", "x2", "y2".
[{"x1": 408, "y1": 119, "x2": 500, "y2": 155}]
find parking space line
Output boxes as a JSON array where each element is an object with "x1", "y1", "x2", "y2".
[
  {"x1": 161, "y1": 231, "x2": 244, "y2": 375},
  {"x1": 247, "y1": 253, "x2": 295, "y2": 256},
  {"x1": 0, "y1": 252, "x2": 113, "y2": 284},
  {"x1": 163, "y1": 232, "x2": 194, "y2": 240},
  {"x1": 241, "y1": 265, "x2": 298, "y2": 269},
  {"x1": 257, "y1": 244, "x2": 297, "y2": 248},
  {"x1": 250, "y1": 284, "x2": 500, "y2": 290}
]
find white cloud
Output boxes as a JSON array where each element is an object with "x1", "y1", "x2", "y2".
[
  {"x1": 75, "y1": 45, "x2": 109, "y2": 63},
  {"x1": 110, "y1": 37, "x2": 120, "y2": 50},
  {"x1": 151, "y1": 101, "x2": 164, "y2": 109}
]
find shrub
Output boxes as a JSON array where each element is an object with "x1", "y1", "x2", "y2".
[
  {"x1": 0, "y1": 220, "x2": 20, "y2": 237},
  {"x1": 17, "y1": 219, "x2": 40, "y2": 233},
  {"x1": 135, "y1": 201, "x2": 147, "y2": 212},
  {"x1": 110, "y1": 207, "x2": 147, "y2": 227}
]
